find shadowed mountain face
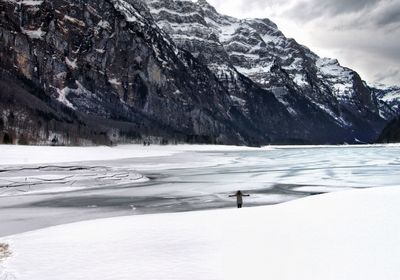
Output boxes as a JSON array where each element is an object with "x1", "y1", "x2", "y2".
[
  {"x1": 377, "y1": 117, "x2": 400, "y2": 143},
  {"x1": 0, "y1": 0, "x2": 388, "y2": 145}
]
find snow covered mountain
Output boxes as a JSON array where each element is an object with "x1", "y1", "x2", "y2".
[
  {"x1": 0, "y1": 0, "x2": 264, "y2": 145},
  {"x1": 145, "y1": 0, "x2": 385, "y2": 129},
  {"x1": 373, "y1": 84, "x2": 400, "y2": 143},
  {"x1": 370, "y1": 83, "x2": 400, "y2": 119},
  {"x1": 0, "y1": 0, "x2": 390, "y2": 145}
]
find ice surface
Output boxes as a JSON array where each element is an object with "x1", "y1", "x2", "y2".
[
  {"x1": 1, "y1": 144, "x2": 400, "y2": 237},
  {"x1": 1, "y1": 186, "x2": 400, "y2": 280}
]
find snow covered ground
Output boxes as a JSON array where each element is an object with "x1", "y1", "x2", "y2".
[
  {"x1": 0, "y1": 144, "x2": 175, "y2": 165},
  {"x1": 0, "y1": 144, "x2": 400, "y2": 236},
  {"x1": 1, "y1": 186, "x2": 400, "y2": 280}
]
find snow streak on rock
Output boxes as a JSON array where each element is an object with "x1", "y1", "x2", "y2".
[{"x1": 144, "y1": 0, "x2": 385, "y2": 132}]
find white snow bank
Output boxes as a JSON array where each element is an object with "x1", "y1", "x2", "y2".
[
  {"x1": 1, "y1": 187, "x2": 400, "y2": 280},
  {"x1": 0, "y1": 144, "x2": 260, "y2": 166},
  {"x1": 0, "y1": 145, "x2": 177, "y2": 165}
]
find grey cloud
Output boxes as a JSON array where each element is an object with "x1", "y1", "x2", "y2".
[
  {"x1": 285, "y1": 0, "x2": 379, "y2": 23},
  {"x1": 236, "y1": 0, "x2": 376, "y2": 15},
  {"x1": 284, "y1": 0, "x2": 400, "y2": 29},
  {"x1": 374, "y1": 1, "x2": 400, "y2": 27},
  {"x1": 210, "y1": 0, "x2": 400, "y2": 27},
  {"x1": 374, "y1": 68, "x2": 400, "y2": 83},
  {"x1": 234, "y1": 0, "x2": 290, "y2": 17},
  {"x1": 321, "y1": 0, "x2": 378, "y2": 14}
]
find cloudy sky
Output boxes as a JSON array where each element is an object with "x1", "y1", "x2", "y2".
[{"x1": 206, "y1": 0, "x2": 400, "y2": 86}]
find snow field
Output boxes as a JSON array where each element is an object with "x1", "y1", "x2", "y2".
[
  {"x1": 0, "y1": 145, "x2": 178, "y2": 166},
  {"x1": 1, "y1": 186, "x2": 400, "y2": 280},
  {"x1": 0, "y1": 144, "x2": 261, "y2": 166}
]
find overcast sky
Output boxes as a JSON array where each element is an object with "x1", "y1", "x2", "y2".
[{"x1": 205, "y1": 0, "x2": 400, "y2": 86}]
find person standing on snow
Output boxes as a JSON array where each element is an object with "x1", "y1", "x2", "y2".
[{"x1": 229, "y1": 190, "x2": 250, "y2": 208}]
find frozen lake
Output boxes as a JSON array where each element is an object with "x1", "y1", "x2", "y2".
[{"x1": 1, "y1": 144, "x2": 399, "y2": 236}]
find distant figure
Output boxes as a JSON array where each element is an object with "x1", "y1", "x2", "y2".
[{"x1": 229, "y1": 190, "x2": 250, "y2": 208}]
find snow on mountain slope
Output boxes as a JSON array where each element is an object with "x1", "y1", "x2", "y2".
[
  {"x1": 378, "y1": 87, "x2": 400, "y2": 108},
  {"x1": 1, "y1": 186, "x2": 400, "y2": 280},
  {"x1": 0, "y1": 0, "x2": 272, "y2": 145},
  {"x1": 370, "y1": 83, "x2": 400, "y2": 119},
  {"x1": 143, "y1": 0, "x2": 385, "y2": 135},
  {"x1": 0, "y1": 0, "x2": 388, "y2": 145}
]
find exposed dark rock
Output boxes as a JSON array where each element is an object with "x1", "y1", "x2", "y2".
[
  {"x1": 0, "y1": 0, "x2": 391, "y2": 145},
  {"x1": 0, "y1": 0, "x2": 256, "y2": 145},
  {"x1": 144, "y1": 0, "x2": 388, "y2": 143},
  {"x1": 370, "y1": 84, "x2": 400, "y2": 120},
  {"x1": 377, "y1": 117, "x2": 400, "y2": 143}
]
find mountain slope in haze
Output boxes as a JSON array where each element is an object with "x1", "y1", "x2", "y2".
[{"x1": 0, "y1": 0, "x2": 389, "y2": 145}]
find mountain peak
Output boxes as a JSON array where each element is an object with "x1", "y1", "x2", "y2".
[
  {"x1": 0, "y1": 0, "x2": 392, "y2": 146},
  {"x1": 144, "y1": 0, "x2": 388, "y2": 138}
]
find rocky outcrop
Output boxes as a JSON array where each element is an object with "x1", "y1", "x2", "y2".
[{"x1": 0, "y1": 0, "x2": 389, "y2": 145}]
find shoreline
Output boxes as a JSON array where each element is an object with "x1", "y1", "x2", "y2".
[{"x1": 0, "y1": 144, "x2": 399, "y2": 237}]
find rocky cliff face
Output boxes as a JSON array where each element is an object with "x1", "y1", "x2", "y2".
[
  {"x1": 370, "y1": 84, "x2": 400, "y2": 120},
  {"x1": 0, "y1": 0, "x2": 389, "y2": 145},
  {"x1": 0, "y1": 0, "x2": 257, "y2": 145},
  {"x1": 145, "y1": 0, "x2": 387, "y2": 142}
]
